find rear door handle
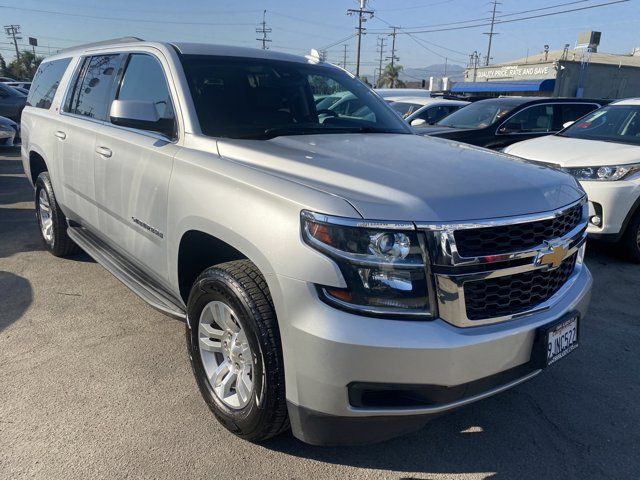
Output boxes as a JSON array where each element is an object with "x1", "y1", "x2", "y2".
[
  {"x1": 54, "y1": 130, "x2": 66, "y2": 140},
  {"x1": 95, "y1": 146, "x2": 112, "y2": 158}
]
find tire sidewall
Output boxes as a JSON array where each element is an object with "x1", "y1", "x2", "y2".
[
  {"x1": 186, "y1": 271, "x2": 269, "y2": 435},
  {"x1": 35, "y1": 173, "x2": 56, "y2": 250}
]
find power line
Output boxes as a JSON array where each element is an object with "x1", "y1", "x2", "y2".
[
  {"x1": 256, "y1": 10, "x2": 272, "y2": 50},
  {"x1": 0, "y1": 5, "x2": 256, "y2": 26},
  {"x1": 367, "y1": 0, "x2": 629, "y2": 34}
]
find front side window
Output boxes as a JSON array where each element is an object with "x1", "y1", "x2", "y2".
[
  {"x1": 437, "y1": 101, "x2": 514, "y2": 129},
  {"x1": 116, "y1": 54, "x2": 175, "y2": 132},
  {"x1": 559, "y1": 105, "x2": 640, "y2": 146},
  {"x1": 68, "y1": 54, "x2": 122, "y2": 120},
  {"x1": 501, "y1": 104, "x2": 555, "y2": 133},
  {"x1": 180, "y1": 55, "x2": 410, "y2": 139},
  {"x1": 26, "y1": 57, "x2": 71, "y2": 109}
]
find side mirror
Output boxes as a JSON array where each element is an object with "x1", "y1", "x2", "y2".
[
  {"x1": 109, "y1": 99, "x2": 174, "y2": 137},
  {"x1": 562, "y1": 121, "x2": 575, "y2": 129},
  {"x1": 410, "y1": 118, "x2": 427, "y2": 127}
]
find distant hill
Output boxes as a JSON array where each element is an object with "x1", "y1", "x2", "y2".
[{"x1": 400, "y1": 64, "x2": 465, "y2": 82}]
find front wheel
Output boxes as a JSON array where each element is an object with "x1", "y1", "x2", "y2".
[
  {"x1": 622, "y1": 209, "x2": 640, "y2": 263},
  {"x1": 186, "y1": 260, "x2": 289, "y2": 441}
]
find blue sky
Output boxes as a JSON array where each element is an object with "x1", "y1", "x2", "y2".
[{"x1": 1, "y1": 0, "x2": 638, "y2": 76}]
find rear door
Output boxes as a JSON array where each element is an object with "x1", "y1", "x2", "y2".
[
  {"x1": 58, "y1": 53, "x2": 123, "y2": 228},
  {"x1": 93, "y1": 52, "x2": 180, "y2": 282}
]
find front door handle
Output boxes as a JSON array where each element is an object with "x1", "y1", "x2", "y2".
[
  {"x1": 95, "y1": 146, "x2": 112, "y2": 158},
  {"x1": 54, "y1": 130, "x2": 66, "y2": 140}
]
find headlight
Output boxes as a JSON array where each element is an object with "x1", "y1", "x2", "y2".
[
  {"x1": 565, "y1": 163, "x2": 640, "y2": 181},
  {"x1": 301, "y1": 211, "x2": 432, "y2": 319}
]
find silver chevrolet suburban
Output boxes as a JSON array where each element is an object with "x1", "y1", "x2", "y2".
[{"x1": 21, "y1": 38, "x2": 592, "y2": 445}]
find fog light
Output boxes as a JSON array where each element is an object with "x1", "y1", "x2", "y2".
[{"x1": 590, "y1": 215, "x2": 602, "y2": 226}]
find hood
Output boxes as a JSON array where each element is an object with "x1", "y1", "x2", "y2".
[
  {"x1": 505, "y1": 135, "x2": 640, "y2": 167},
  {"x1": 216, "y1": 133, "x2": 584, "y2": 222}
]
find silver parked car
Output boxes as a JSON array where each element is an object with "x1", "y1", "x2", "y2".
[{"x1": 21, "y1": 38, "x2": 591, "y2": 446}]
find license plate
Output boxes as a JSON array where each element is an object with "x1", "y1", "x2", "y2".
[{"x1": 545, "y1": 315, "x2": 579, "y2": 366}]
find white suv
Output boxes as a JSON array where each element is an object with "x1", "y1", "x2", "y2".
[{"x1": 504, "y1": 99, "x2": 640, "y2": 261}]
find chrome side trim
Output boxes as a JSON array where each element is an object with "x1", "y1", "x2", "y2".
[{"x1": 347, "y1": 368, "x2": 542, "y2": 416}]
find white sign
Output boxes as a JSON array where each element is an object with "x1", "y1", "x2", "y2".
[{"x1": 474, "y1": 64, "x2": 553, "y2": 80}]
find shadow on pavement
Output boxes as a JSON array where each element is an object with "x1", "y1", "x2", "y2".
[
  {"x1": 0, "y1": 174, "x2": 33, "y2": 205},
  {"x1": 0, "y1": 271, "x2": 32, "y2": 333}
]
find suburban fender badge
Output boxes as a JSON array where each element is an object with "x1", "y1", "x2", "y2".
[
  {"x1": 131, "y1": 217, "x2": 164, "y2": 239},
  {"x1": 534, "y1": 241, "x2": 569, "y2": 270}
]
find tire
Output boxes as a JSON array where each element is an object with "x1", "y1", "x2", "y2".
[
  {"x1": 186, "y1": 259, "x2": 289, "y2": 442},
  {"x1": 34, "y1": 172, "x2": 80, "y2": 257},
  {"x1": 621, "y1": 209, "x2": 640, "y2": 263}
]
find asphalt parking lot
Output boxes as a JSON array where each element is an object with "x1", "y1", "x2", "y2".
[{"x1": 0, "y1": 149, "x2": 639, "y2": 480}]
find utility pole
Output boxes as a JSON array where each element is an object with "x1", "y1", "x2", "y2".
[
  {"x1": 469, "y1": 51, "x2": 480, "y2": 81},
  {"x1": 385, "y1": 26, "x2": 400, "y2": 87},
  {"x1": 256, "y1": 10, "x2": 272, "y2": 50},
  {"x1": 342, "y1": 44, "x2": 348, "y2": 69},
  {"x1": 347, "y1": 0, "x2": 374, "y2": 77},
  {"x1": 483, "y1": 1, "x2": 500, "y2": 66},
  {"x1": 387, "y1": 26, "x2": 399, "y2": 69},
  {"x1": 376, "y1": 36, "x2": 386, "y2": 87},
  {"x1": 444, "y1": 57, "x2": 448, "y2": 77},
  {"x1": 4, "y1": 24, "x2": 22, "y2": 60}
]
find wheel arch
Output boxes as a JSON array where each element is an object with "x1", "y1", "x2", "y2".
[
  {"x1": 175, "y1": 225, "x2": 279, "y2": 306},
  {"x1": 28, "y1": 149, "x2": 49, "y2": 186}
]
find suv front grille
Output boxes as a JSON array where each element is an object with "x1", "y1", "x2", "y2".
[
  {"x1": 454, "y1": 203, "x2": 583, "y2": 258},
  {"x1": 463, "y1": 253, "x2": 578, "y2": 321}
]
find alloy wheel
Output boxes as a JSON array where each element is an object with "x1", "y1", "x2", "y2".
[
  {"x1": 198, "y1": 301, "x2": 254, "y2": 409},
  {"x1": 38, "y1": 188, "x2": 53, "y2": 243}
]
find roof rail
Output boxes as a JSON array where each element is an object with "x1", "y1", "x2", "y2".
[{"x1": 59, "y1": 37, "x2": 144, "y2": 53}]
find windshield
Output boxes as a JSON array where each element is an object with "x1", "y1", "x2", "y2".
[
  {"x1": 181, "y1": 55, "x2": 411, "y2": 139},
  {"x1": 437, "y1": 101, "x2": 514, "y2": 129},
  {"x1": 559, "y1": 105, "x2": 640, "y2": 146}
]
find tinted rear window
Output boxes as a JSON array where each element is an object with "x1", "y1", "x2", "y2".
[{"x1": 26, "y1": 58, "x2": 72, "y2": 109}]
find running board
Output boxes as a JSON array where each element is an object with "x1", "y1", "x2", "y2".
[{"x1": 67, "y1": 227, "x2": 186, "y2": 320}]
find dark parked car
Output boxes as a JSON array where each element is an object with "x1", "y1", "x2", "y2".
[
  {"x1": 0, "y1": 82, "x2": 27, "y2": 122},
  {"x1": 414, "y1": 97, "x2": 608, "y2": 150},
  {"x1": 0, "y1": 115, "x2": 19, "y2": 146}
]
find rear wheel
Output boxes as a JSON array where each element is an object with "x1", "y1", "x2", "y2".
[
  {"x1": 186, "y1": 260, "x2": 289, "y2": 441},
  {"x1": 35, "y1": 172, "x2": 79, "y2": 257},
  {"x1": 622, "y1": 210, "x2": 640, "y2": 263}
]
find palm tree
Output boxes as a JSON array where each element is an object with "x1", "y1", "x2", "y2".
[{"x1": 377, "y1": 64, "x2": 406, "y2": 88}]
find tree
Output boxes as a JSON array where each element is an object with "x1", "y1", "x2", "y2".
[
  {"x1": 377, "y1": 63, "x2": 406, "y2": 89},
  {"x1": 0, "y1": 54, "x2": 7, "y2": 77},
  {"x1": 7, "y1": 50, "x2": 44, "y2": 81},
  {"x1": 360, "y1": 75, "x2": 372, "y2": 87}
]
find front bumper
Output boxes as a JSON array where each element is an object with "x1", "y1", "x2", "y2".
[
  {"x1": 275, "y1": 264, "x2": 592, "y2": 445},
  {"x1": 582, "y1": 178, "x2": 640, "y2": 237}
]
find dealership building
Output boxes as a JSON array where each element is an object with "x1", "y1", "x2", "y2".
[{"x1": 452, "y1": 32, "x2": 640, "y2": 99}]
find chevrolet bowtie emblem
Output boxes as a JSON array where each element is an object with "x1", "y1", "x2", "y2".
[{"x1": 535, "y1": 242, "x2": 569, "y2": 269}]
